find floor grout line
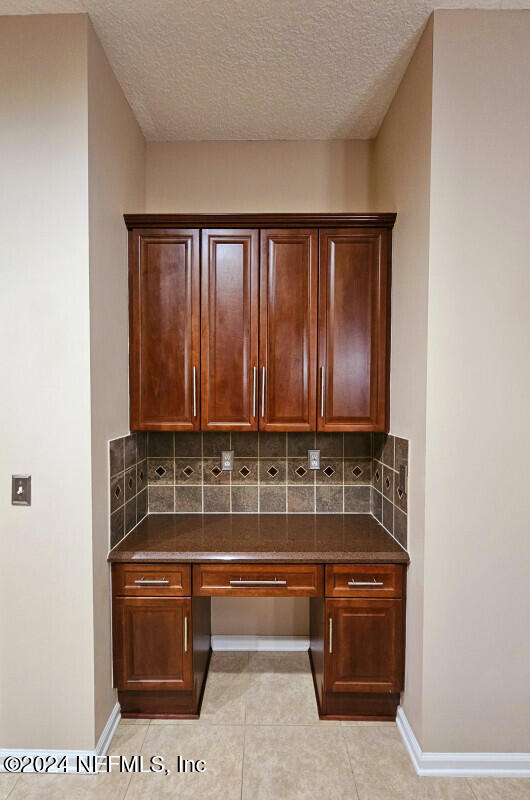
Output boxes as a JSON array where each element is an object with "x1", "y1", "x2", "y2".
[
  {"x1": 340, "y1": 723, "x2": 362, "y2": 800},
  {"x1": 240, "y1": 725, "x2": 246, "y2": 800},
  {"x1": 121, "y1": 717, "x2": 150, "y2": 799},
  {"x1": 4, "y1": 775, "x2": 19, "y2": 800}
]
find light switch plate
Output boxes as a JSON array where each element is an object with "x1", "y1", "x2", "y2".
[
  {"x1": 12, "y1": 474, "x2": 31, "y2": 505},
  {"x1": 308, "y1": 450, "x2": 320, "y2": 470},
  {"x1": 221, "y1": 451, "x2": 234, "y2": 471}
]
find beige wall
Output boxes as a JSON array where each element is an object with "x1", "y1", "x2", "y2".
[
  {"x1": 0, "y1": 15, "x2": 95, "y2": 749},
  {"x1": 421, "y1": 9, "x2": 530, "y2": 753},
  {"x1": 87, "y1": 19, "x2": 145, "y2": 740},
  {"x1": 0, "y1": 13, "x2": 145, "y2": 751},
  {"x1": 375, "y1": 9, "x2": 530, "y2": 754},
  {"x1": 146, "y1": 139, "x2": 372, "y2": 212},
  {"x1": 372, "y1": 18, "x2": 433, "y2": 743}
]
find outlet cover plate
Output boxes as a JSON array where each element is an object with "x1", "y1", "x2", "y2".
[
  {"x1": 221, "y1": 451, "x2": 234, "y2": 471},
  {"x1": 308, "y1": 450, "x2": 320, "y2": 470}
]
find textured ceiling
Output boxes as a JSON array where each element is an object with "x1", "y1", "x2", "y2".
[{"x1": 1, "y1": 1, "x2": 528, "y2": 139}]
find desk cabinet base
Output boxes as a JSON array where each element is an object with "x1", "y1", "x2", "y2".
[
  {"x1": 309, "y1": 577, "x2": 405, "y2": 721},
  {"x1": 112, "y1": 561, "x2": 405, "y2": 720}
]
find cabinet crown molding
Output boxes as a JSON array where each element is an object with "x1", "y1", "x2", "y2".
[{"x1": 124, "y1": 213, "x2": 396, "y2": 231}]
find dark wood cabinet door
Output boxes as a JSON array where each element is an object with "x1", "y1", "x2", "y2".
[
  {"x1": 325, "y1": 598, "x2": 403, "y2": 693},
  {"x1": 259, "y1": 229, "x2": 317, "y2": 431},
  {"x1": 318, "y1": 228, "x2": 390, "y2": 432},
  {"x1": 113, "y1": 597, "x2": 193, "y2": 691},
  {"x1": 201, "y1": 230, "x2": 259, "y2": 430},
  {"x1": 129, "y1": 229, "x2": 200, "y2": 430}
]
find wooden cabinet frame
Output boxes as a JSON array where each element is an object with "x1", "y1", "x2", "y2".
[
  {"x1": 318, "y1": 228, "x2": 391, "y2": 432},
  {"x1": 259, "y1": 229, "x2": 318, "y2": 431},
  {"x1": 112, "y1": 558, "x2": 405, "y2": 720},
  {"x1": 129, "y1": 228, "x2": 200, "y2": 431},
  {"x1": 126, "y1": 214, "x2": 395, "y2": 433},
  {"x1": 201, "y1": 229, "x2": 259, "y2": 431}
]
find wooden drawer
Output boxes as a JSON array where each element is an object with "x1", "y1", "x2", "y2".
[
  {"x1": 325, "y1": 564, "x2": 403, "y2": 598},
  {"x1": 112, "y1": 564, "x2": 191, "y2": 597},
  {"x1": 193, "y1": 564, "x2": 323, "y2": 597}
]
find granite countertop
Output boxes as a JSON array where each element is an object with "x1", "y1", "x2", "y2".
[{"x1": 108, "y1": 514, "x2": 409, "y2": 564}]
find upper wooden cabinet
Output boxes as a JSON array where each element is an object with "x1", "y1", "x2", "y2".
[
  {"x1": 259, "y1": 230, "x2": 317, "y2": 431},
  {"x1": 201, "y1": 230, "x2": 259, "y2": 431},
  {"x1": 126, "y1": 214, "x2": 394, "y2": 432},
  {"x1": 129, "y1": 229, "x2": 200, "y2": 430},
  {"x1": 318, "y1": 228, "x2": 390, "y2": 432}
]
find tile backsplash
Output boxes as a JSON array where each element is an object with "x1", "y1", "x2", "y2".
[
  {"x1": 146, "y1": 431, "x2": 373, "y2": 515},
  {"x1": 371, "y1": 433, "x2": 409, "y2": 549},
  {"x1": 109, "y1": 432, "x2": 148, "y2": 548},
  {"x1": 108, "y1": 430, "x2": 409, "y2": 550}
]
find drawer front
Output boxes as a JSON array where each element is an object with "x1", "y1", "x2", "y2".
[
  {"x1": 325, "y1": 564, "x2": 403, "y2": 598},
  {"x1": 113, "y1": 564, "x2": 191, "y2": 597},
  {"x1": 193, "y1": 564, "x2": 323, "y2": 597}
]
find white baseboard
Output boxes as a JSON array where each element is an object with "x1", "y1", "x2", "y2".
[
  {"x1": 0, "y1": 702, "x2": 121, "y2": 774},
  {"x1": 397, "y1": 707, "x2": 530, "y2": 777},
  {"x1": 211, "y1": 635, "x2": 309, "y2": 651},
  {"x1": 95, "y1": 701, "x2": 121, "y2": 760}
]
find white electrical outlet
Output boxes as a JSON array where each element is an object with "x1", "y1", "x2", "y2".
[
  {"x1": 308, "y1": 450, "x2": 320, "y2": 470},
  {"x1": 221, "y1": 451, "x2": 234, "y2": 471}
]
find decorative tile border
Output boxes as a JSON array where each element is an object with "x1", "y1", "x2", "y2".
[
  {"x1": 108, "y1": 432, "x2": 148, "y2": 548},
  {"x1": 146, "y1": 432, "x2": 383, "y2": 519},
  {"x1": 371, "y1": 433, "x2": 409, "y2": 548}
]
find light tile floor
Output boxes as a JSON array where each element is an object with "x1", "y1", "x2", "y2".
[{"x1": 2, "y1": 652, "x2": 528, "y2": 800}]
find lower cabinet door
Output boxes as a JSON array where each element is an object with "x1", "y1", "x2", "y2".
[
  {"x1": 113, "y1": 597, "x2": 193, "y2": 691},
  {"x1": 325, "y1": 598, "x2": 403, "y2": 693}
]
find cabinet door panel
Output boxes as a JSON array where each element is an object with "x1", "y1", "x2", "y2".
[
  {"x1": 326, "y1": 598, "x2": 403, "y2": 693},
  {"x1": 113, "y1": 597, "x2": 192, "y2": 691},
  {"x1": 129, "y1": 229, "x2": 200, "y2": 430},
  {"x1": 318, "y1": 229, "x2": 390, "y2": 431},
  {"x1": 260, "y1": 229, "x2": 317, "y2": 431},
  {"x1": 201, "y1": 230, "x2": 259, "y2": 430}
]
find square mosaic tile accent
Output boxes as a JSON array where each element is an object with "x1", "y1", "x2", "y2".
[
  {"x1": 372, "y1": 434, "x2": 409, "y2": 548},
  {"x1": 109, "y1": 432, "x2": 148, "y2": 549}
]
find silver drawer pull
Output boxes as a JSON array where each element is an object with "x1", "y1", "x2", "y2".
[
  {"x1": 229, "y1": 579, "x2": 287, "y2": 586},
  {"x1": 184, "y1": 616, "x2": 188, "y2": 653},
  {"x1": 347, "y1": 578, "x2": 384, "y2": 587},
  {"x1": 329, "y1": 617, "x2": 333, "y2": 653},
  {"x1": 261, "y1": 366, "x2": 266, "y2": 418},
  {"x1": 134, "y1": 578, "x2": 169, "y2": 585}
]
